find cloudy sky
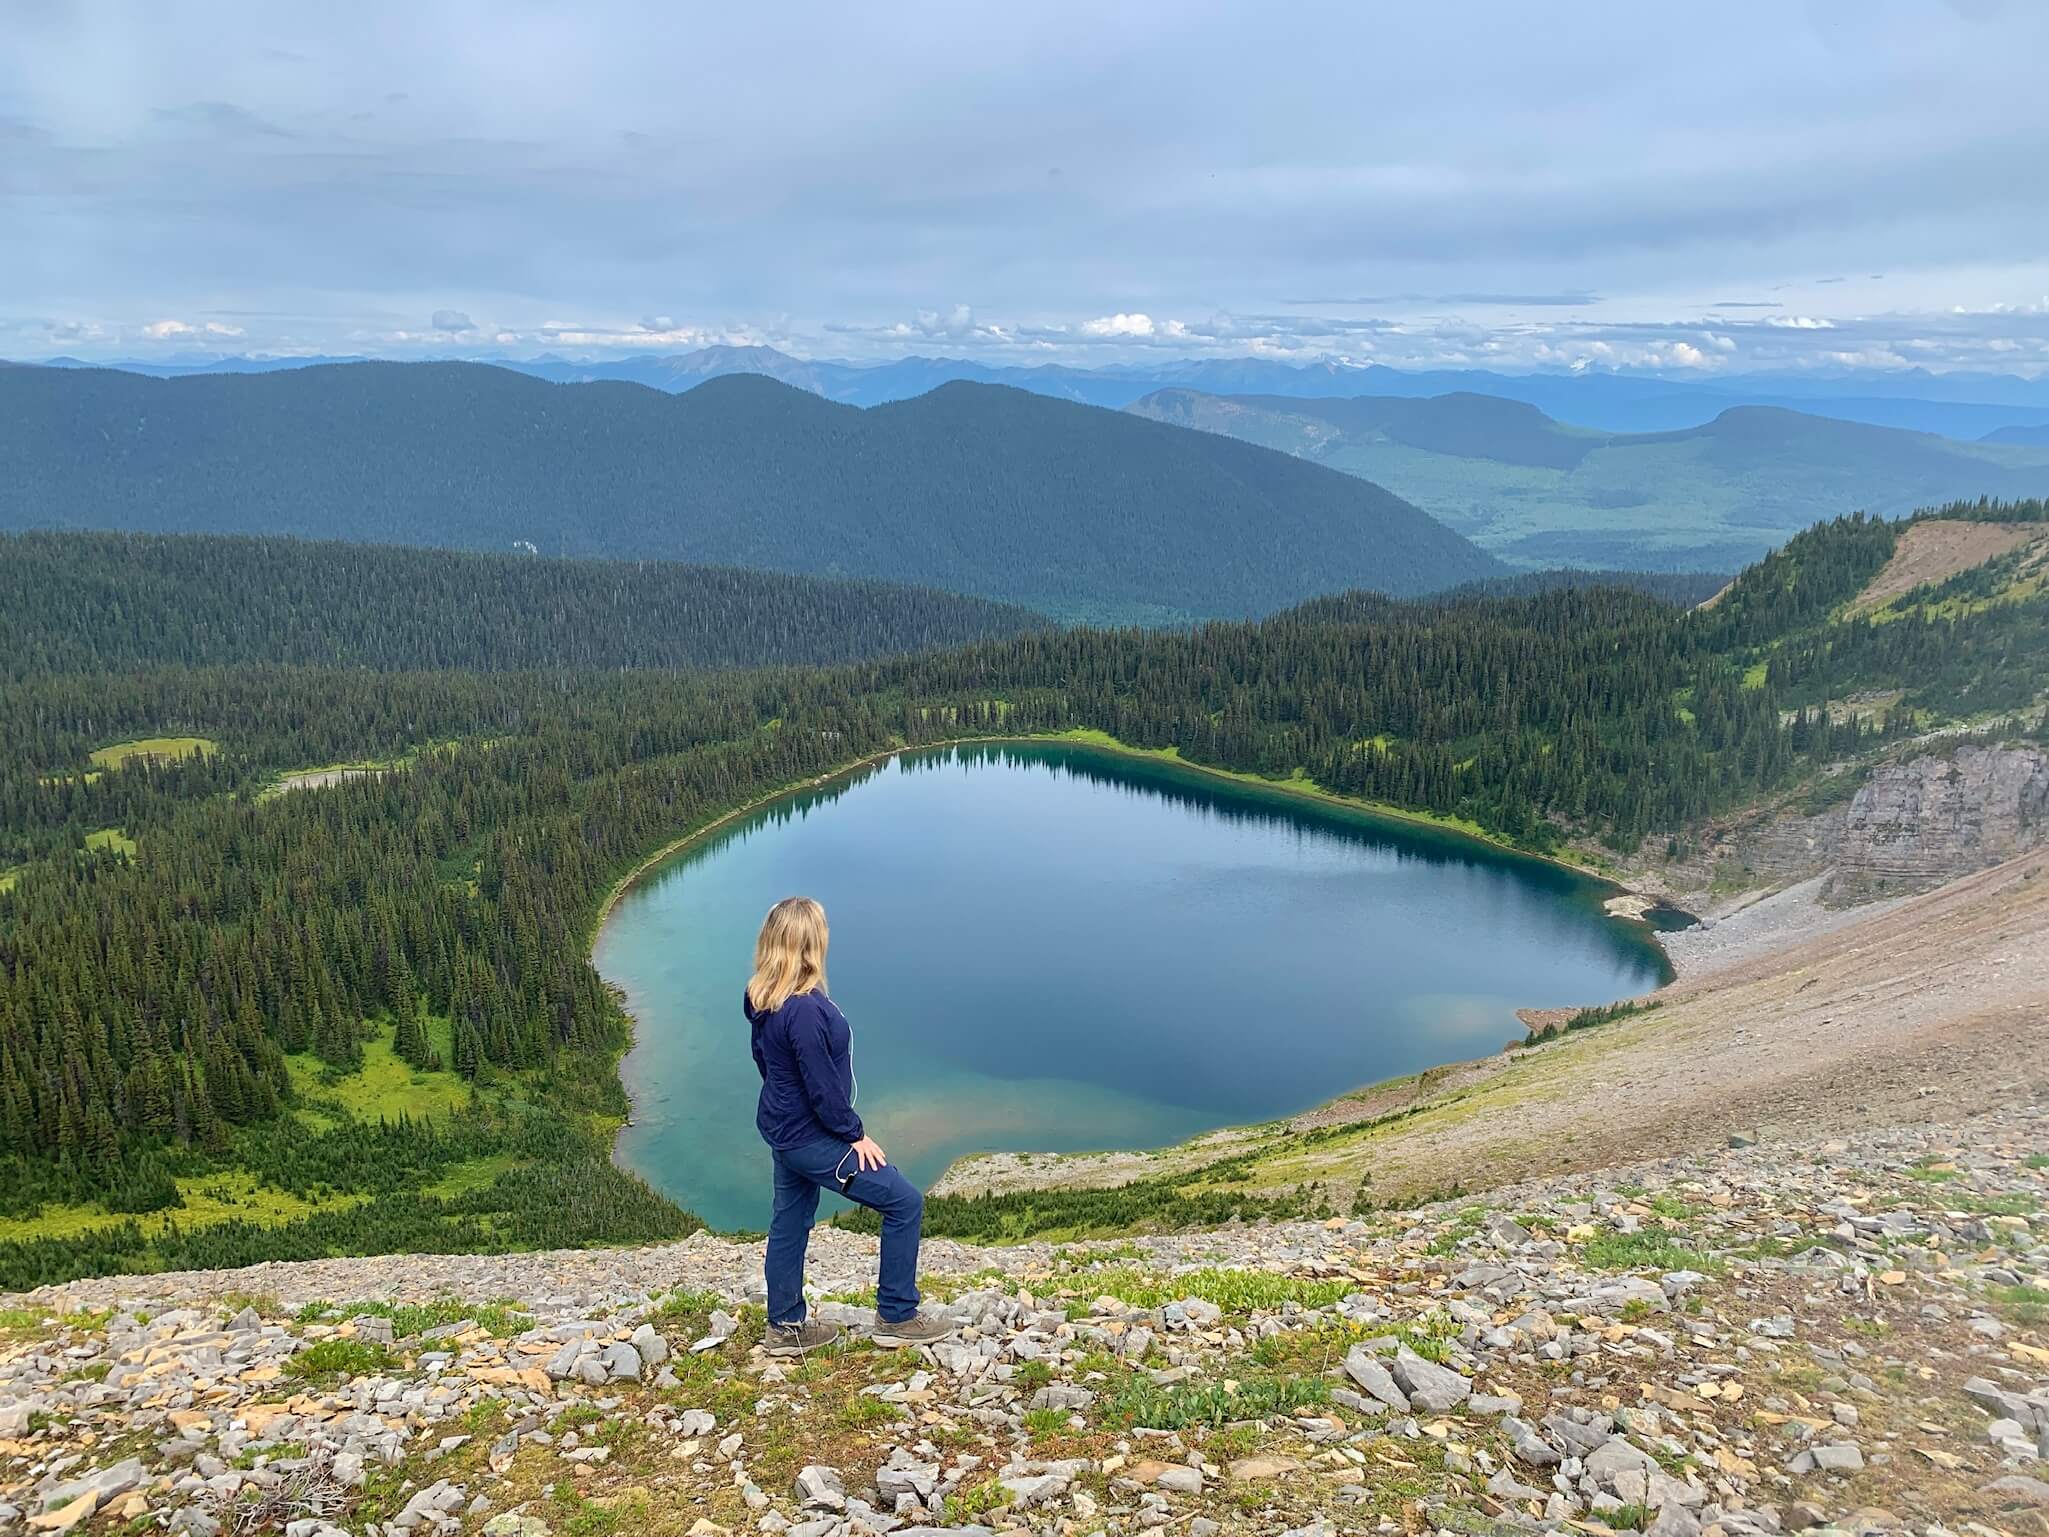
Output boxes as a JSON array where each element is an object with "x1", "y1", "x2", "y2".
[{"x1": 6, "y1": 1, "x2": 2049, "y2": 375}]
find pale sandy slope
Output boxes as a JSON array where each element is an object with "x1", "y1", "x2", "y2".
[
  {"x1": 1848, "y1": 517, "x2": 2049, "y2": 612},
  {"x1": 936, "y1": 848, "x2": 2049, "y2": 1203}
]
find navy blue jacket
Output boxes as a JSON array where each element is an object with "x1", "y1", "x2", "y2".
[{"x1": 747, "y1": 988, "x2": 863, "y2": 1149}]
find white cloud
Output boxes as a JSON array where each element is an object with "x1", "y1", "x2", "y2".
[
  {"x1": 136, "y1": 318, "x2": 242, "y2": 340},
  {"x1": 1765, "y1": 315, "x2": 1834, "y2": 329},
  {"x1": 1080, "y1": 312, "x2": 1156, "y2": 338},
  {"x1": 431, "y1": 308, "x2": 476, "y2": 332},
  {"x1": 913, "y1": 304, "x2": 978, "y2": 339}
]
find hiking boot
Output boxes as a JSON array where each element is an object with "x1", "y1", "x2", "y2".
[
  {"x1": 870, "y1": 1312, "x2": 960, "y2": 1349},
  {"x1": 764, "y1": 1318, "x2": 842, "y2": 1356}
]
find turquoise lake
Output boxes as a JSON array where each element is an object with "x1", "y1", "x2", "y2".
[{"x1": 594, "y1": 743, "x2": 1671, "y2": 1232}]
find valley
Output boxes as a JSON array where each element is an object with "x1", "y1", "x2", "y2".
[
  {"x1": 1129, "y1": 390, "x2": 2049, "y2": 572},
  {"x1": 1, "y1": 500, "x2": 2043, "y2": 1290}
]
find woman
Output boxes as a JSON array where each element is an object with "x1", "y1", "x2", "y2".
[{"x1": 745, "y1": 896, "x2": 957, "y2": 1355}]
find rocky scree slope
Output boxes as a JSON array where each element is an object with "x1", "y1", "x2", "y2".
[{"x1": 5, "y1": 1110, "x2": 2048, "y2": 1537}]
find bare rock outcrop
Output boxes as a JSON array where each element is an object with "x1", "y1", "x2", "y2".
[{"x1": 1825, "y1": 741, "x2": 2049, "y2": 903}]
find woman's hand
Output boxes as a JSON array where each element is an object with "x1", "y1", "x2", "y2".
[{"x1": 850, "y1": 1135, "x2": 887, "y2": 1172}]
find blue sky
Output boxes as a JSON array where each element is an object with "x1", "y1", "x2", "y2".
[{"x1": 5, "y1": 1, "x2": 2049, "y2": 375}]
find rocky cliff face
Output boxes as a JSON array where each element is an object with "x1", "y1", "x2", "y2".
[
  {"x1": 1625, "y1": 739, "x2": 2049, "y2": 910},
  {"x1": 1825, "y1": 741, "x2": 2049, "y2": 904}
]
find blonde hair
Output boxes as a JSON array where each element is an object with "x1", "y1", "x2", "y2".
[{"x1": 746, "y1": 896, "x2": 830, "y2": 1013}]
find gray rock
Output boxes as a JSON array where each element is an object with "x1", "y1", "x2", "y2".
[
  {"x1": 1649, "y1": 1503, "x2": 1703, "y2": 1537},
  {"x1": 1389, "y1": 1346, "x2": 1470, "y2": 1413},
  {"x1": 599, "y1": 1341, "x2": 642, "y2": 1380},
  {"x1": 1487, "y1": 1467, "x2": 1544, "y2": 1500},
  {"x1": 1027, "y1": 1384, "x2": 1094, "y2": 1412},
  {"x1": 545, "y1": 1341, "x2": 582, "y2": 1380},
  {"x1": 1342, "y1": 1345, "x2": 1411, "y2": 1411},
  {"x1": 1502, "y1": 1416, "x2": 1562, "y2": 1467},
  {"x1": 875, "y1": 1453, "x2": 940, "y2": 1501},
  {"x1": 1586, "y1": 1436, "x2": 1661, "y2": 1489},
  {"x1": 39, "y1": 1458, "x2": 146, "y2": 1512},
  {"x1": 794, "y1": 1465, "x2": 845, "y2": 1510},
  {"x1": 1328, "y1": 1388, "x2": 1388, "y2": 1418},
  {"x1": 998, "y1": 1471, "x2": 1069, "y2": 1507},
  {"x1": 628, "y1": 1323, "x2": 669, "y2": 1367},
  {"x1": 1154, "y1": 1466, "x2": 1203, "y2": 1495},
  {"x1": 1486, "y1": 1215, "x2": 1532, "y2": 1248},
  {"x1": 1983, "y1": 1475, "x2": 2049, "y2": 1508},
  {"x1": 1812, "y1": 1442, "x2": 1864, "y2": 1473}
]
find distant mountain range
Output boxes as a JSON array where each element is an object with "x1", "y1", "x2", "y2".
[
  {"x1": 1126, "y1": 389, "x2": 2049, "y2": 571},
  {"x1": 26, "y1": 346, "x2": 2049, "y2": 439},
  {"x1": 0, "y1": 361, "x2": 1504, "y2": 623}
]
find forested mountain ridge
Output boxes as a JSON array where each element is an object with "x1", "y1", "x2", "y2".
[
  {"x1": 0, "y1": 361, "x2": 1504, "y2": 623},
  {"x1": 0, "y1": 532, "x2": 1051, "y2": 679},
  {"x1": 2, "y1": 502, "x2": 2043, "y2": 1285},
  {"x1": 1128, "y1": 387, "x2": 2049, "y2": 572}
]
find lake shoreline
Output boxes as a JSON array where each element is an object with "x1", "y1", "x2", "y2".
[{"x1": 588, "y1": 731, "x2": 1678, "y2": 1221}]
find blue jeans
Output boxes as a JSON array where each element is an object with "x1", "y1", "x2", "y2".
[{"x1": 765, "y1": 1136, "x2": 924, "y2": 1325}]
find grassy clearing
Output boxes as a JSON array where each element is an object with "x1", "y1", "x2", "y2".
[
  {"x1": 0, "y1": 1167, "x2": 350, "y2": 1245},
  {"x1": 424, "y1": 1153, "x2": 518, "y2": 1198},
  {"x1": 261, "y1": 739, "x2": 485, "y2": 799},
  {"x1": 0, "y1": 867, "x2": 17, "y2": 894},
  {"x1": 261, "y1": 761, "x2": 396, "y2": 799},
  {"x1": 286, "y1": 1019, "x2": 471, "y2": 1124},
  {"x1": 88, "y1": 736, "x2": 218, "y2": 769},
  {"x1": 84, "y1": 827, "x2": 138, "y2": 858}
]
